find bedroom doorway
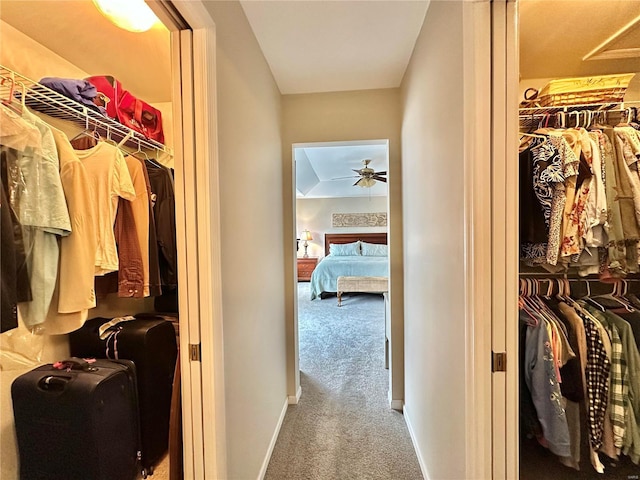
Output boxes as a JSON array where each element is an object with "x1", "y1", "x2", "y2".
[{"x1": 293, "y1": 139, "x2": 399, "y2": 408}]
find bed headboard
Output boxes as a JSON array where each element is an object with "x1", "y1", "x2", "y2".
[{"x1": 324, "y1": 233, "x2": 388, "y2": 256}]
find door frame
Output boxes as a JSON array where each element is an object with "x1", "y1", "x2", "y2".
[
  {"x1": 291, "y1": 139, "x2": 400, "y2": 408},
  {"x1": 147, "y1": 2, "x2": 227, "y2": 478},
  {"x1": 489, "y1": 0, "x2": 519, "y2": 479}
]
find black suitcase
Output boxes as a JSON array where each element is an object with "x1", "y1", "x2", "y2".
[
  {"x1": 11, "y1": 358, "x2": 141, "y2": 480},
  {"x1": 69, "y1": 317, "x2": 178, "y2": 474}
]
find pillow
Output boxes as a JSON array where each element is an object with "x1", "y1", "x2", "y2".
[
  {"x1": 361, "y1": 242, "x2": 388, "y2": 256},
  {"x1": 329, "y1": 241, "x2": 361, "y2": 256}
]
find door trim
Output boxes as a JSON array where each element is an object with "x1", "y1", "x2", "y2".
[
  {"x1": 489, "y1": 1, "x2": 519, "y2": 478},
  {"x1": 462, "y1": 1, "x2": 493, "y2": 478},
  {"x1": 148, "y1": 2, "x2": 227, "y2": 478}
]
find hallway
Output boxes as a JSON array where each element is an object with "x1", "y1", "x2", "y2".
[{"x1": 265, "y1": 284, "x2": 422, "y2": 479}]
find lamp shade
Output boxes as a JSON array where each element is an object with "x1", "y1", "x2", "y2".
[{"x1": 302, "y1": 230, "x2": 313, "y2": 241}]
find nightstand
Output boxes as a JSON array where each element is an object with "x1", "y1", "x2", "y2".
[{"x1": 297, "y1": 257, "x2": 318, "y2": 281}]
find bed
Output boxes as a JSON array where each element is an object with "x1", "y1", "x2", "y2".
[{"x1": 309, "y1": 233, "x2": 389, "y2": 300}]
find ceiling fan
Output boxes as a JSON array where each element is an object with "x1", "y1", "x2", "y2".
[{"x1": 333, "y1": 159, "x2": 387, "y2": 188}]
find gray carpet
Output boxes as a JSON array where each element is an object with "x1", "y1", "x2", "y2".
[{"x1": 265, "y1": 283, "x2": 423, "y2": 480}]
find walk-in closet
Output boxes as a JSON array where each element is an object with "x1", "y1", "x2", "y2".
[
  {"x1": 0, "y1": 2, "x2": 181, "y2": 479},
  {"x1": 517, "y1": 2, "x2": 640, "y2": 478}
]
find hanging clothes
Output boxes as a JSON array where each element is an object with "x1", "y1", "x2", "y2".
[
  {"x1": 1, "y1": 181, "x2": 19, "y2": 332},
  {"x1": 40, "y1": 128, "x2": 99, "y2": 334},
  {"x1": 138, "y1": 157, "x2": 163, "y2": 297},
  {"x1": 0, "y1": 105, "x2": 71, "y2": 328},
  {"x1": 145, "y1": 160, "x2": 177, "y2": 291},
  {"x1": 145, "y1": 159, "x2": 177, "y2": 312},
  {"x1": 72, "y1": 141, "x2": 136, "y2": 275},
  {"x1": 123, "y1": 155, "x2": 151, "y2": 296},
  {"x1": 70, "y1": 137, "x2": 148, "y2": 300},
  {"x1": 519, "y1": 116, "x2": 640, "y2": 278}
]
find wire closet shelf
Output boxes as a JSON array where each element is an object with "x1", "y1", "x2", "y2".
[{"x1": 0, "y1": 65, "x2": 172, "y2": 156}]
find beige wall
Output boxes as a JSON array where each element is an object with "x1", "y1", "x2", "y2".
[
  {"x1": 282, "y1": 88, "x2": 404, "y2": 403},
  {"x1": 297, "y1": 196, "x2": 388, "y2": 259},
  {"x1": 202, "y1": 2, "x2": 288, "y2": 479},
  {"x1": 400, "y1": 1, "x2": 467, "y2": 478}
]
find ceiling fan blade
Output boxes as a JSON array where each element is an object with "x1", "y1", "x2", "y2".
[
  {"x1": 372, "y1": 175, "x2": 387, "y2": 183},
  {"x1": 374, "y1": 171, "x2": 387, "y2": 176},
  {"x1": 353, "y1": 179, "x2": 362, "y2": 187},
  {"x1": 331, "y1": 175, "x2": 360, "y2": 180}
]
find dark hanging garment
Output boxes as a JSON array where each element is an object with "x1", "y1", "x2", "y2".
[
  {"x1": 1, "y1": 148, "x2": 32, "y2": 306},
  {"x1": 145, "y1": 160, "x2": 178, "y2": 313},
  {"x1": 145, "y1": 161, "x2": 177, "y2": 290},
  {"x1": 138, "y1": 159, "x2": 162, "y2": 297},
  {"x1": 519, "y1": 141, "x2": 549, "y2": 245},
  {"x1": 1, "y1": 181, "x2": 18, "y2": 332}
]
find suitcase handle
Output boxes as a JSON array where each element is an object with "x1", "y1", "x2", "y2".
[
  {"x1": 38, "y1": 375, "x2": 70, "y2": 392},
  {"x1": 53, "y1": 357, "x2": 97, "y2": 372}
]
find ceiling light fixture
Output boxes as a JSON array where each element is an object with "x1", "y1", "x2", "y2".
[
  {"x1": 92, "y1": 0, "x2": 160, "y2": 33},
  {"x1": 355, "y1": 177, "x2": 377, "y2": 188}
]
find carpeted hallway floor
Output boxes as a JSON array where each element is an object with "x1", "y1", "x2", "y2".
[{"x1": 265, "y1": 283, "x2": 423, "y2": 480}]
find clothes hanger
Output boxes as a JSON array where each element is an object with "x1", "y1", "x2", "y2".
[
  {"x1": 70, "y1": 116, "x2": 100, "y2": 142},
  {"x1": 518, "y1": 279, "x2": 540, "y2": 326},
  {"x1": 0, "y1": 75, "x2": 23, "y2": 114},
  {"x1": 519, "y1": 132, "x2": 548, "y2": 151},
  {"x1": 571, "y1": 111, "x2": 580, "y2": 129},
  {"x1": 583, "y1": 110, "x2": 593, "y2": 130},
  {"x1": 585, "y1": 282, "x2": 633, "y2": 312},
  {"x1": 609, "y1": 280, "x2": 634, "y2": 311},
  {"x1": 615, "y1": 108, "x2": 631, "y2": 127},
  {"x1": 104, "y1": 126, "x2": 119, "y2": 147},
  {"x1": 136, "y1": 140, "x2": 165, "y2": 169}
]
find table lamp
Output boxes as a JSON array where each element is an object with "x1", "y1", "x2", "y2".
[{"x1": 302, "y1": 230, "x2": 313, "y2": 258}]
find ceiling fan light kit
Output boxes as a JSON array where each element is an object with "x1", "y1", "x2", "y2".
[
  {"x1": 355, "y1": 177, "x2": 377, "y2": 188},
  {"x1": 332, "y1": 159, "x2": 387, "y2": 188}
]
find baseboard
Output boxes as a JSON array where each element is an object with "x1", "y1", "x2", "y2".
[
  {"x1": 403, "y1": 404, "x2": 429, "y2": 480},
  {"x1": 288, "y1": 386, "x2": 302, "y2": 404},
  {"x1": 257, "y1": 398, "x2": 288, "y2": 480},
  {"x1": 388, "y1": 387, "x2": 402, "y2": 411}
]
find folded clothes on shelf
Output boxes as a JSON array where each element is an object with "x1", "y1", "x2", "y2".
[{"x1": 38, "y1": 77, "x2": 107, "y2": 116}]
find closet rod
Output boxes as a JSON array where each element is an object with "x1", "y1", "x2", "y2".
[
  {"x1": 520, "y1": 273, "x2": 640, "y2": 282},
  {"x1": 0, "y1": 65, "x2": 172, "y2": 156},
  {"x1": 518, "y1": 100, "x2": 640, "y2": 117}
]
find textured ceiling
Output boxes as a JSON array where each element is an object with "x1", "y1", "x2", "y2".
[{"x1": 0, "y1": 0, "x2": 171, "y2": 103}]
